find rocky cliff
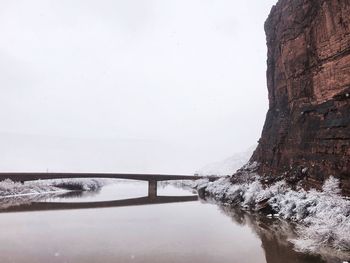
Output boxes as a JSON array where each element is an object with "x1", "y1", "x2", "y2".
[{"x1": 251, "y1": 0, "x2": 350, "y2": 195}]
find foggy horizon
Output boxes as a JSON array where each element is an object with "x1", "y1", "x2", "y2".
[{"x1": 0, "y1": 0, "x2": 278, "y2": 174}]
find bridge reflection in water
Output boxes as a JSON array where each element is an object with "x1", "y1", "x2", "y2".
[
  {"x1": 0, "y1": 172, "x2": 206, "y2": 213},
  {"x1": 0, "y1": 194, "x2": 198, "y2": 213},
  {"x1": 0, "y1": 172, "x2": 210, "y2": 206}
]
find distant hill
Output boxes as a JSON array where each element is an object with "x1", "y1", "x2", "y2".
[{"x1": 195, "y1": 145, "x2": 256, "y2": 176}]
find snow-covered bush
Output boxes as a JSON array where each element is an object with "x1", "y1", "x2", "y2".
[
  {"x1": 322, "y1": 176, "x2": 342, "y2": 195},
  {"x1": 0, "y1": 179, "x2": 59, "y2": 197},
  {"x1": 242, "y1": 181, "x2": 263, "y2": 207},
  {"x1": 0, "y1": 178, "x2": 107, "y2": 197},
  {"x1": 50, "y1": 178, "x2": 105, "y2": 191},
  {"x1": 195, "y1": 175, "x2": 350, "y2": 260}
]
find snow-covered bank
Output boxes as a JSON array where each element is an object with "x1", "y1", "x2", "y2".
[
  {"x1": 212, "y1": 202, "x2": 343, "y2": 263},
  {"x1": 186, "y1": 165, "x2": 350, "y2": 261},
  {"x1": 0, "y1": 178, "x2": 108, "y2": 198}
]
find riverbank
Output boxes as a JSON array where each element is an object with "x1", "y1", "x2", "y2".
[
  {"x1": 0, "y1": 178, "x2": 107, "y2": 198},
  {"x1": 176, "y1": 164, "x2": 350, "y2": 262}
]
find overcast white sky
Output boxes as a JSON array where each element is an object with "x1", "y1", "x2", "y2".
[{"x1": 0, "y1": 0, "x2": 277, "y2": 174}]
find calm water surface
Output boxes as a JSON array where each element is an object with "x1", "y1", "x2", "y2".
[{"x1": 0, "y1": 181, "x2": 326, "y2": 263}]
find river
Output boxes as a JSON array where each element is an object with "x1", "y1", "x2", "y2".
[{"x1": 0, "y1": 181, "x2": 328, "y2": 263}]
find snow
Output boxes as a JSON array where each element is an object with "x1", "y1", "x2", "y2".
[
  {"x1": 195, "y1": 145, "x2": 256, "y2": 176},
  {"x1": 0, "y1": 178, "x2": 107, "y2": 197},
  {"x1": 0, "y1": 179, "x2": 60, "y2": 197},
  {"x1": 193, "y1": 171, "x2": 350, "y2": 261}
]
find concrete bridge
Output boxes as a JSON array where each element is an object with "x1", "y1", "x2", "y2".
[{"x1": 0, "y1": 172, "x2": 218, "y2": 198}]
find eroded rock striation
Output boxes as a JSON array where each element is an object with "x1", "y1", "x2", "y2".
[{"x1": 251, "y1": 0, "x2": 350, "y2": 194}]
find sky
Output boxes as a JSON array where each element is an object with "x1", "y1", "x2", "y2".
[{"x1": 0, "y1": 0, "x2": 277, "y2": 174}]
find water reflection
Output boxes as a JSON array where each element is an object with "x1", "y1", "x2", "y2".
[
  {"x1": 0, "y1": 182, "x2": 341, "y2": 263},
  {"x1": 54, "y1": 190, "x2": 98, "y2": 199},
  {"x1": 0, "y1": 195, "x2": 198, "y2": 213},
  {"x1": 214, "y1": 204, "x2": 326, "y2": 263},
  {"x1": 0, "y1": 192, "x2": 61, "y2": 210},
  {"x1": 0, "y1": 183, "x2": 198, "y2": 213}
]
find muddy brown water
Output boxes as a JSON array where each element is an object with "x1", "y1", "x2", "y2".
[{"x1": 0, "y1": 181, "x2": 328, "y2": 263}]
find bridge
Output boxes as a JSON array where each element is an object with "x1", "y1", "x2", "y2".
[
  {"x1": 0, "y1": 172, "x2": 214, "y2": 213},
  {"x1": 0, "y1": 172, "x2": 218, "y2": 198}
]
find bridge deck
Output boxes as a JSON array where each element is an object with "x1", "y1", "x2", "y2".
[{"x1": 0, "y1": 172, "x2": 210, "y2": 182}]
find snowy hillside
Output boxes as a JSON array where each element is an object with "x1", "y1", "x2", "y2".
[{"x1": 195, "y1": 145, "x2": 256, "y2": 176}]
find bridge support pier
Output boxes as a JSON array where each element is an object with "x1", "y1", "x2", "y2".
[{"x1": 148, "y1": 180, "x2": 157, "y2": 198}]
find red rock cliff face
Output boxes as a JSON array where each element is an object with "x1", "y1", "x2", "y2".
[{"x1": 251, "y1": 0, "x2": 350, "y2": 194}]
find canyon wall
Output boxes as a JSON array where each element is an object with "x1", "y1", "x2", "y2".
[{"x1": 251, "y1": 0, "x2": 350, "y2": 194}]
